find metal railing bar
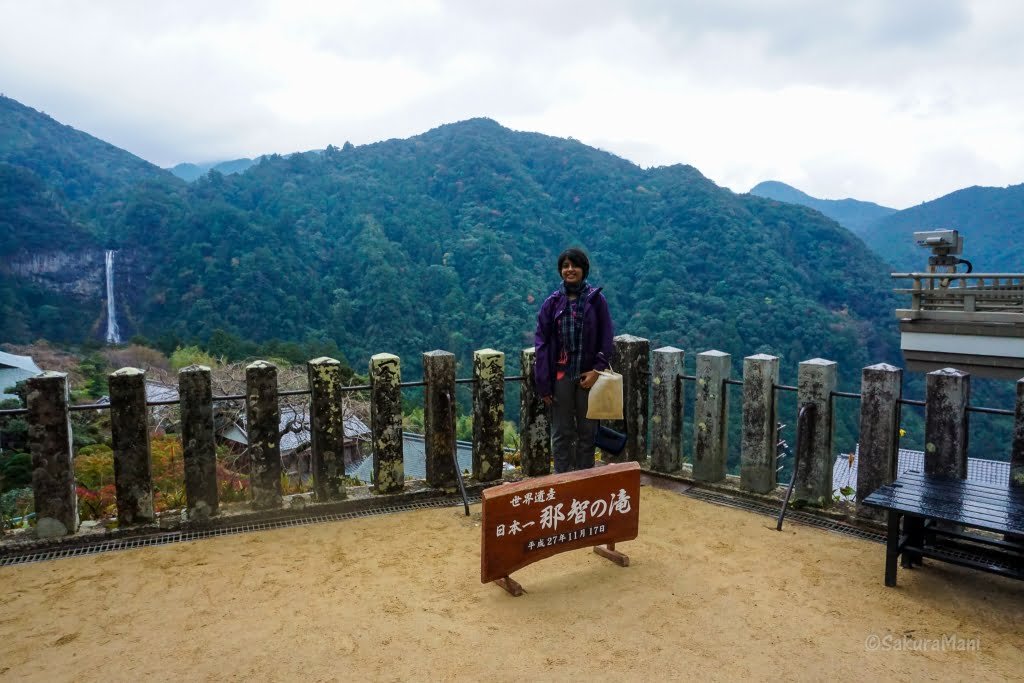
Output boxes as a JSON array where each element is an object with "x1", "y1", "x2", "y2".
[
  {"x1": 831, "y1": 390, "x2": 862, "y2": 400},
  {"x1": 898, "y1": 398, "x2": 927, "y2": 407},
  {"x1": 967, "y1": 405, "x2": 1014, "y2": 416}
]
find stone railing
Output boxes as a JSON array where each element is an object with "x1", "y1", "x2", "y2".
[{"x1": 11, "y1": 334, "x2": 1024, "y2": 539}]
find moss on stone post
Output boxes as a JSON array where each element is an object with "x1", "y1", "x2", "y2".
[
  {"x1": 924, "y1": 368, "x2": 970, "y2": 479},
  {"x1": 370, "y1": 353, "x2": 404, "y2": 493},
  {"x1": 26, "y1": 371, "x2": 78, "y2": 538},
  {"x1": 613, "y1": 334, "x2": 650, "y2": 463},
  {"x1": 424, "y1": 350, "x2": 457, "y2": 489},
  {"x1": 1013, "y1": 378, "x2": 1024, "y2": 489},
  {"x1": 740, "y1": 353, "x2": 779, "y2": 493},
  {"x1": 109, "y1": 367, "x2": 155, "y2": 525},
  {"x1": 472, "y1": 349, "x2": 504, "y2": 482},
  {"x1": 856, "y1": 363, "x2": 902, "y2": 517},
  {"x1": 650, "y1": 346, "x2": 684, "y2": 473},
  {"x1": 307, "y1": 357, "x2": 347, "y2": 501},
  {"x1": 519, "y1": 348, "x2": 551, "y2": 477},
  {"x1": 793, "y1": 358, "x2": 837, "y2": 505},
  {"x1": 693, "y1": 350, "x2": 730, "y2": 482},
  {"x1": 246, "y1": 360, "x2": 282, "y2": 510},
  {"x1": 179, "y1": 364, "x2": 218, "y2": 520}
]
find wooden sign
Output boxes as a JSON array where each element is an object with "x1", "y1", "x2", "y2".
[{"x1": 480, "y1": 462, "x2": 640, "y2": 593}]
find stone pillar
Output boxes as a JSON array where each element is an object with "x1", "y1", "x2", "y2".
[
  {"x1": 1013, "y1": 378, "x2": 1024, "y2": 489},
  {"x1": 179, "y1": 364, "x2": 218, "y2": 520},
  {"x1": 109, "y1": 367, "x2": 155, "y2": 525},
  {"x1": 519, "y1": 348, "x2": 551, "y2": 477},
  {"x1": 740, "y1": 354, "x2": 779, "y2": 493},
  {"x1": 650, "y1": 346, "x2": 684, "y2": 473},
  {"x1": 26, "y1": 372, "x2": 78, "y2": 538},
  {"x1": 245, "y1": 360, "x2": 282, "y2": 510},
  {"x1": 307, "y1": 357, "x2": 347, "y2": 501},
  {"x1": 693, "y1": 350, "x2": 730, "y2": 483},
  {"x1": 423, "y1": 350, "x2": 457, "y2": 489},
  {"x1": 472, "y1": 349, "x2": 504, "y2": 482},
  {"x1": 856, "y1": 364, "x2": 902, "y2": 514},
  {"x1": 924, "y1": 368, "x2": 970, "y2": 479},
  {"x1": 793, "y1": 358, "x2": 837, "y2": 504},
  {"x1": 370, "y1": 353, "x2": 404, "y2": 494},
  {"x1": 613, "y1": 334, "x2": 650, "y2": 462}
]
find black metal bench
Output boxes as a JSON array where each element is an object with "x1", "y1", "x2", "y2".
[{"x1": 862, "y1": 470, "x2": 1024, "y2": 586}]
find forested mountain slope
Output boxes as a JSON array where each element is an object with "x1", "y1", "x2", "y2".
[{"x1": 3, "y1": 103, "x2": 900, "y2": 390}]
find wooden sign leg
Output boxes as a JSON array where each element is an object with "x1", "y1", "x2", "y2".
[
  {"x1": 494, "y1": 575, "x2": 525, "y2": 596},
  {"x1": 593, "y1": 542, "x2": 629, "y2": 567}
]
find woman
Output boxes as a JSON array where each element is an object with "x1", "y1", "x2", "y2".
[{"x1": 534, "y1": 247, "x2": 615, "y2": 473}]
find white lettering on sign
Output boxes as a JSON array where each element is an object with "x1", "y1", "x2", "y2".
[
  {"x1": 510, "y1": 488, "x2": 561, "y2": 508},
  {"x1": 540, "y1": 503, "x2": 565, "y2": 531},
  {"x1": 524, "y1": 525, "x2": 608, "y2": 552},
  {"x1": 494, "y1": 488, "x2": 633, "y2": 538}
]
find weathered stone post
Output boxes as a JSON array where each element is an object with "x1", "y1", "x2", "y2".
[
  {"x1": 924, "y1": 368, "x2": 970, "y2": 479},
  {"x1": 856, "y1": 364, "x2": 902, "y2": 515},
  {"x1": 179, "y1": 364, "x2": 218, "y2": 520},
  {"x1": 245, "y1": 360, "x2": 282, "y2": 509},
  {"x1": 650, "y1": 346, "x2": 684, "y2": 473},
  {"x1": 693, "y1": 350, "x2": 730, "y2": 482},
  {"x1": 793, "y1": 358, "x2": 837, "y2": 505},
  {"x1": 613, "y1": 334, "x2": 650, "y2": 463},
  {"x1": 519, "y1": 348, "x2": 551, "y2": 477},
  {"x1": 370, "y1": 353, "x2": 404, "y2": 493},
  {"x1": 1013, "y1": 378, "x2": 1024, "y2": 489},
  {"x1": 740, "y1": 353, "x2": 780, "y2": 493},
  {"x1": 423, "y1": 350, "x2": 457, "y2": 489},
  {"x1": 307, "y1": 357, "x2": 347, "y2": 501},
  {"x1": 109, "y1": 367, "x2": 155, "y2": 525},
  {"x1": 26, "y1": 372, "x2": 78, "y2": 538},
  {"x1": 472, "y1": 349, "x2": 504, "y2": 482}
]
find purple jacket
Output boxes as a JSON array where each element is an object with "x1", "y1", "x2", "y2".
[{"x1": 533, "y1": 285, "x2": 614, "y2": 398}]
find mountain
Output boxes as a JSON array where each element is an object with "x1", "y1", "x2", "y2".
[
  {"x1": 169, "y1": 157, "x2": 258, "y2": 182},
  {"x1": 0, "y1": 95, "x2": 183, "y2": 341},
  {"x1": 0, "y1": 96, "x2": 179, "y2": 208},
  {"x1": 7, "y1": 98, "x2": 1021, "y2": 460},
  {"x1": 2, "y1": 102, "x2": 901, "y2": 387},
  {"x1": 749, "y1": 179, "x2": 1024, "y2": 274},
  {"x1": 859, "y1": 184, "x2": 1024, "y2": 273},
  {"x1": 749, "y1": 181, "x2": 897, "y2": 237}
]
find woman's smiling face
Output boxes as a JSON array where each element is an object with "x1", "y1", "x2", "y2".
[{"x1": 560, "y1": 258, "x2": 583, "y2": 285}]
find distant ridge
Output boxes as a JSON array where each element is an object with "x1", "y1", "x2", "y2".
[
  {"x1": 749, "y1": 180, "x2": 897, "y2": 237},
  {"x1": 169, "y1": 157, "x2": 258, "y2": 182},
  {"x1": 750, "y1": 179, "x2": 1024, "y2": 273}
]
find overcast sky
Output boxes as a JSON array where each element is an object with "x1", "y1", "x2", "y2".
[{"x1": 2, "y1": 0, "x2": 1022, "y2": 208}]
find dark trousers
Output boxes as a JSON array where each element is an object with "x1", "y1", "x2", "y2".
[{"x1": 551, "y1": 376, "x2": 597, "y2": 473}]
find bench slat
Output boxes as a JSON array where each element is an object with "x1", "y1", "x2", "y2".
[{"x1": 864, "y1": 472, "x2": 1024, "y2": 536}]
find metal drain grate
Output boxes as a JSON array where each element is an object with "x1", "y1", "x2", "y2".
[
  {"x1": 683, "y1": 487, "x2": 887, "y2": 542},
  {"x1": 682, "y1": 487, "x2": 1018, "y2": 570},
  {"x1": 0, "y1": 495, "x2": 480, "y2": 567}
]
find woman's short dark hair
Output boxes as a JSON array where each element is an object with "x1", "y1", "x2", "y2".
[{"x1": 557, "y1": 248, "x2": 590, "y2": 279}]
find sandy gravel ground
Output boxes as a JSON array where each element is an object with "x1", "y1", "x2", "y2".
[{"x1": 1, "y1": 485, "x2": 1022, "y2": 682}]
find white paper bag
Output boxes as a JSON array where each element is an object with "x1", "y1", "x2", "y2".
[{"x1": 587, "y1": 367, "x2": 623, "y2": 420}]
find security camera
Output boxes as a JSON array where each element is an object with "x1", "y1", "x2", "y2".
[{"x1": 914, "y1": 230, "x2": 962, "y2": 254}]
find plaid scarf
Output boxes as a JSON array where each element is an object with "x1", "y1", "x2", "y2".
[{"x1": 556, "y1": 281, "x2": 590, "y2": 382}]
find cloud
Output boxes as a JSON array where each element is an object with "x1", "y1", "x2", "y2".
[{"x1": 1, "y1": 0, "x2": 1022, "y2": 207}]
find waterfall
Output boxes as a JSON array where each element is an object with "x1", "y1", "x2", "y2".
[{"x1": 105, "y1": 250, "x2": 121, "y2": 344}]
